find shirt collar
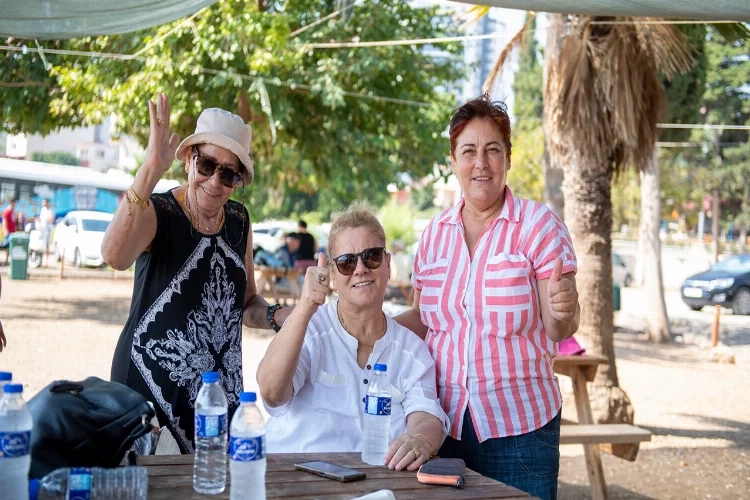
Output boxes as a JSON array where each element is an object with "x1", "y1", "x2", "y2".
[
  {"x1": 439, "y1": 185, "x2": 520, "y2": 226},
  {"x1": 329, "y1": 299, "x2": 393, "y2": 354}
]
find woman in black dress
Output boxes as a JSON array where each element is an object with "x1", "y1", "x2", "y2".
[{"x1": 102, "y1": 94, "x2": 292, "y2": 453}]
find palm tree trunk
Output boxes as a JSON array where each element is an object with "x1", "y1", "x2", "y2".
[
  {"x1": 542, "y1": 14, "x2": 565, "y2": 220},
  {"x1": 563, "y1": 151, "x2": 635, "y2": 425},
  {"x1": 639, "y1": 148, "x2": 671, "y2": 343}
]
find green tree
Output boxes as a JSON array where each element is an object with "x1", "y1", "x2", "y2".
[
  {"x1": 30, "y1": 151, "x2": 80, "y2": 166},
  {"x1": 1, "y1": 0, "x2": 461, "y2": 218},
  {"x1": 511, "y1": 14, "x2": 543, "y2": 126}
]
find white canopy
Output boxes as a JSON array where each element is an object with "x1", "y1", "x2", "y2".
[
  {"x1": 0, "y1": 0, "x2": 217, "y2": 40},
  {"x1": 453, "y1": 0, "x2": 750, "y2": 21},
  {"x1": 0, "y1": 0, "x2": 747, "y2": 40}
]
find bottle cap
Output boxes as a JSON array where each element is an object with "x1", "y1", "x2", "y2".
[
  {"x1": 240, "y1": 392, "x2": 257, "y2": 403},
  {"x1": 29, "y1": 479, "x2": 39, "y2": 500},
  {"x1": 202, "y1": 372, "x2": 219, "y2": 383},
  {"x1": 3, "y1": 384, "x2": 23, "y2": 394},
  {"x1": 373, "y1": 363, "x2": 387, "y2": 372},
  {"x1": 0, "y1": 372, "x2": 11, "y2": 382}
]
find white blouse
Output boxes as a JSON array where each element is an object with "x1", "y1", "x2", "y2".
[{"x1": 264, "y1": 300, "x2": 450, "y2": 453}]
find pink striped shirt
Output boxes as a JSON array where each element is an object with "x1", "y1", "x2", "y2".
[{"x1": 412, "y1": 187, "x2": 577, "y2": 441}]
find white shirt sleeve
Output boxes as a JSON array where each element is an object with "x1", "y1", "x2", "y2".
[
  {"x1": 262, "y1": 336, "x2": 312, "y2": 418},
  {"x1": 398, "y1": 337, "x2": 451, "y2": 437}
]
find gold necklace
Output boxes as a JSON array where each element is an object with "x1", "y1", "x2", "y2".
[
  {"x1": 338, "y1": 306, "x2": 387, "y2": 354},
  {"x1": 179, "y1": 187, "x2": 225, "y2": 233}
]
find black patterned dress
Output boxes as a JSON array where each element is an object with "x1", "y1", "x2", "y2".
[{"x1": 111, "y1": 190, "x2": 249, "y2": 453}]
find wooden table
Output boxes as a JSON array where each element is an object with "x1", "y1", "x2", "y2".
[
  {"x1": 254, "y1": 266, "x2": 302, "y2": 305},
  {"x1": 553, "y1": 355, "x2": 651, "y2": 500},
  {"x1": 138, "y1": 452, "x2": 533, "y2": 499}
]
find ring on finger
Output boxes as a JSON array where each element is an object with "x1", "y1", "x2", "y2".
[
  {"x1": 157, "y1": 118, "x2": 165, "y2": 126},
  {"x1": 316, "y1": 273, "x2": 326, "y2": 284},
  {"x1": 412, "y1": 447, "x2": 419, "y2": 460}
]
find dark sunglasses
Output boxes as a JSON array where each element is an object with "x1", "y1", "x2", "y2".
[
  {"x1": 192, "y1": 149, "x2": 243, "y2": 188},
  {"x1": 332, "y1": 247, "x2": 386, "y2": 276}
]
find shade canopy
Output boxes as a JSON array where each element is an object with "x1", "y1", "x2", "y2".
[
  {"x1": 0, "y1": 0, "x2": 217, "y2": 40},
  {"x1": 453, "y1": 0, "x2": 750, "y2": 21}
]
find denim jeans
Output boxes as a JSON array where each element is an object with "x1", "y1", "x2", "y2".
[{"x1": 438, "y1": 410, "x2": 561, "y2": 500}]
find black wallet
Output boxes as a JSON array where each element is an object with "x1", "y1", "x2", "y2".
[{"x1": 416, "y1": 458, "x2": 466, "y2": 489}]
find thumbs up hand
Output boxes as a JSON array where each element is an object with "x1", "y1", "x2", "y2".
[
  {"x1": 547, "y1": 257, "x2": 578, "y2": 322},
  {"x1": 300, "y1": 252, "x2": 330, "y2": 313}
]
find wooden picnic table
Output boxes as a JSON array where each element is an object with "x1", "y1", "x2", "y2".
[
  {"x1": 138, "y1": 452, "x2": 533, "y2": 499},
  {"x1": 553, "y1": 355, "x2": 651, "y2": 500},
  {"x1": 254, "y1": 265, "x2": 302, "y2": 305}
]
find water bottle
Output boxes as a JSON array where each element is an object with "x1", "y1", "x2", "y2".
[
  {"x1": 0, "y1": 384, "x2": 33, "y2": 500},
  {"x1": 28, "y1": 466, "x2": 148, "y2": 500},
  {"x1": 362, "y1": 364, "x2": 392, "y2": 466},
  {"x1": 229, "y1": 392, "x2": 266, "y2": 500},
  {"x1": 193, "y1": 371, "x2": 228, "y2": 494}
]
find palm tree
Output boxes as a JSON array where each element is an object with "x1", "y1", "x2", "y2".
[{"x1": 542, "y1": 15, "x2": 692, "y2": 420}]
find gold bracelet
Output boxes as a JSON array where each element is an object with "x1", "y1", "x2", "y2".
[
  {"x1": 127, "y1": 187, "x2": 150, "y2": 209},
  {"x1": 414, "y1": 433, "x2": 435, "y2": 457}
]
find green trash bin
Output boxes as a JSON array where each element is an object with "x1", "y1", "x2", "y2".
[
  {"x1": 8, "y1": 232, "x2": 30, "y2": 280},
  {"x1": 613, "y1": 282, "x2": 621, "y2": 311}
]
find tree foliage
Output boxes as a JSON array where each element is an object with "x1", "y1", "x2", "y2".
[
  {"x1": 1, "y1": 0, "x2": 462, "y2": 219},
  {"x1": 29, "y1": 151, "x2": 80, "y2": 166}
]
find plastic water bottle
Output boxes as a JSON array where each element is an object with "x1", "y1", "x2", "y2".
[
  {"x1": 193, "y1": 371, "x2": 228, "y2": 494},
  {"x1": 362, "y1": 364, "x2": 392, "y2": 466},
  {"x1": 0, "y1": 384, "x2": 33, "y2": 500},
  {"x1": 28, "y1": 466, "x2": 148, "y2": 499},
  {"x1": 229, "y1": 392, "x2": 266, "y2": 500}
]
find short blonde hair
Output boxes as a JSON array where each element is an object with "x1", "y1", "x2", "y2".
[{"x1": 327, "y1": 201, "x2": 386, "y2": 259}]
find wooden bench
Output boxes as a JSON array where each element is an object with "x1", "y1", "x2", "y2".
[
  {"x1": 554, "y1": 355, "x2": 652, "y2": 500},
  {"x1": 254, "y1": 265, "x2": 302, "y2": 306}
]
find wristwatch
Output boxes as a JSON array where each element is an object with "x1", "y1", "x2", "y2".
[{"x1": 267, "y1": 303, "x2": 283, "y2": 332}]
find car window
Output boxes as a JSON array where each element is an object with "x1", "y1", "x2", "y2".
[
  {"x1": 712, "y1": 255, "x2": 750, "y2": 274},
  {"x1": 81, "y1": 219, "x2": 111, "y2": 232}
]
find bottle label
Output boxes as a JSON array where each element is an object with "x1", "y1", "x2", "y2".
[
  {"x1": 68, "y1": 467, "x2": 92, "y2": 500},
  {"x1": 195, "y1": 413, "x2": 228, "y2": 438},
  {"x1": 230, "y1": 436, "x2": 265, "y2": 462},
  {"x1": 364, "y1": 395, "x2": 391, "y2": 416},
  {"x1": 0, "y1": 431, "x2": 30, "y2": 458}
]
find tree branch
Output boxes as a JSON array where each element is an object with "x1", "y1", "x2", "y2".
[{"x1": 0, "y1": 81, "x2": 45, "y2": 87}]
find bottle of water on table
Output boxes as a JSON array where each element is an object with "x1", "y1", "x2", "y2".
[
  {"x1": 362, "y1": 363, "x2": 392, "y2": 466},
  {"x1": 28, "y1": 466, "x2": 148, "y2": 499},
  {"x1": 0, "y1": 383, "x2": 33, "y2": 500},
  {"x1": 0, "y1": 372, "x2": 12, "y2": 393},
  {"x1": 193, "y1": 371, "x2": 228, "y2": 494},
  {"x1": 229, "y1": 391, "x2": 266, "y2": 500}
]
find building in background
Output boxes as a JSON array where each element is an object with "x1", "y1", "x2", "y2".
[{"x1": 4, "y1": 116, "x2": 143, "y2": 172}]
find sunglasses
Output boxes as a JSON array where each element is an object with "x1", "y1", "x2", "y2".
[
  {"x1": 332, "y1": 247, "x2": 386, "y2": 276},
  {"x1": 192, "y1": 149, "x2": 243, "y2": 188}
]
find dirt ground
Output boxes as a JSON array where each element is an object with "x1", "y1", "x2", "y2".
[{"x1": 1, "y1": 268, "x2": 748, "y2": 499}]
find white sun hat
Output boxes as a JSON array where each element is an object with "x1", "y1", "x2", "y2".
[{"x1": 175, "y1": 108, "x2": 254, "y2": 186}]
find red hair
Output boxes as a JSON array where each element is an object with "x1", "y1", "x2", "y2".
[{"x1": 449, "y1": 94, "x2": 512, "y2": 161}]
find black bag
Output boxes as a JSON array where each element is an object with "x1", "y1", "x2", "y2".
[{"x1": 27, "y1": 376, "x2": 155, "y2": 479}]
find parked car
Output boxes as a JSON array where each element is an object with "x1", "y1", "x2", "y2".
[
  {"x1": 612, "y1": 252, "x2": 632, "y2": 287},
  {"x1": 251, "y1": 221, "x2": 297, "y2": 254},
  {"x1": 680, "y1": 253, "x2": 750, "y2": 314},
  {"x1": 52, "y1": 210, "x2": 113, "y2": 268}
]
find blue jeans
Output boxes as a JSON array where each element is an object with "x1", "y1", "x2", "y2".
[{"x1": 438, "y1": 410, "x2": 561, "y2": 500}]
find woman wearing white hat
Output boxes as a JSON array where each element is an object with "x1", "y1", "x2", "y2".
[{"x1": 103, "y1": 94, "x2": 288, "y2": 453}]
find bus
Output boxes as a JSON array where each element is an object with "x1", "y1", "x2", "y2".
[{"x1": 0, "y1": 157, "x2": 180, "y2": 223}]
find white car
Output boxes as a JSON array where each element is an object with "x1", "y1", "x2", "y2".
[
  {"x1": 612, "y1": 252, "x2": 633, "y2": 287},
  {"x1": 52, "y1": 210, "x2": 114, "y2": 268},
  {"x1": 251, "y1": 221, "x2": 297, "y2": 254}
]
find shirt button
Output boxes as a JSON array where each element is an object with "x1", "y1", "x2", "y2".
[
  {"x1": 363, "y1": 379, "x2": 369, "y2": 384},
  {"x1": 366, "y1": 365, "x2": 371, "y2": 370}
]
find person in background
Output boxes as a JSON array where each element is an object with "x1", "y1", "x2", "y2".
[
  {"x1": 254, "y1": 232, "x2": 301, "y2": 269},
  {"x1": 37, "y1": 199, "x2": 54, "y2": 266},
  {"x1": 258, "y1": 202, "x2": 448, "y2": 470},
  {"x1": 1, "y1": 198, "x2": 17, "y2": 248},
  {"x1": 0, "y1": 273, "x2": 6, "y2": 352},
  {"x1": 296, "y1": 220, "x2": 317, "y2": 261},
  {"x1": 388, "y1": 240, "x2": 412, "y2": 283},
  {"x1": 102, "y1": 94, "x2": 292, "y2": 453},
  {"x1": 395, "y1": 95, "x2": 579, "y2": 500}
]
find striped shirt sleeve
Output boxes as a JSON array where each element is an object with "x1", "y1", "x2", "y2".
[{"x1": 524, "y1": 207, "x2": 577, "y2": 280}]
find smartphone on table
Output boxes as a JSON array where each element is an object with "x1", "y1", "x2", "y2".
[{"x1": 294, "y1": 461, "x2": 367, "y2": 482}]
